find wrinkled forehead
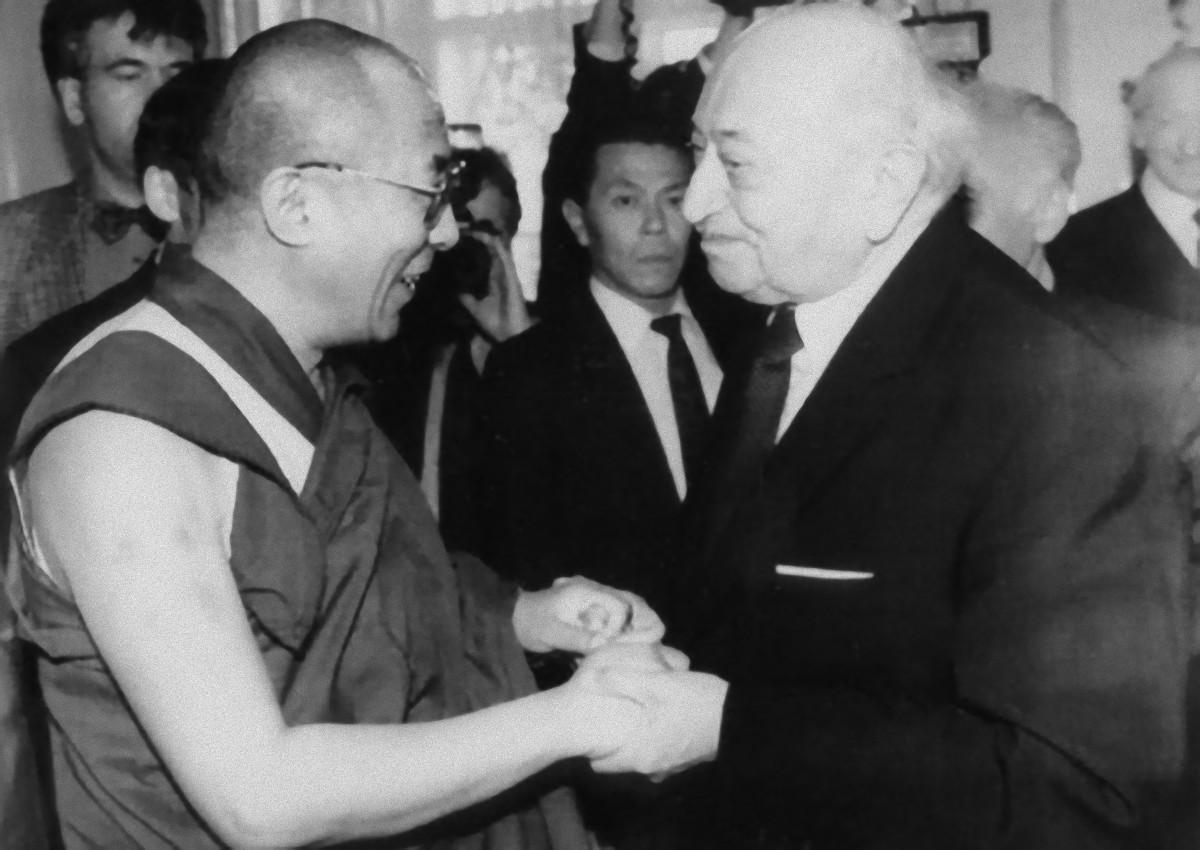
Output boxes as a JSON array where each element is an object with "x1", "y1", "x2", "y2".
[
  {"x1": 361, "y1": 67, "x2": 451, "y2": 174},
  {"x1": 698, "y1": 48, "x2": 835, "y2": 151}
]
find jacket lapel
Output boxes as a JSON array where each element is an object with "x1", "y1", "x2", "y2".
[
  {"x1": 565, "y1": 290, "x2": 682, "y2": 508},
  {"x1": 692, "y1": 208, "x2": 977, "y2": 599},
  {"x1": 1121, "y1": 187, "x2": 1200, "y2": 324}
]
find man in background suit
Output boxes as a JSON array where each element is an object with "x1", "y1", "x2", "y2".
[
  {"x1": 0, "y1": 0, "x2": 206, "y2": 356},
  {"x1": 1048, "y1": 48, "x2": 1200, "y2": 325},
  {"x1": 481, "y1": 113, "x2": 738, "y2": 850},
  {"x1": 591, "y1": 6, "x2": 1196, "y2": 847},
  {"x1": 481, "y1": 118, "x2": 733, "y2": 612}
]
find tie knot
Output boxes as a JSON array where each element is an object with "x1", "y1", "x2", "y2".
[
  {"x1": 755, "y1": 305, "x2": 804, "y2": 365},
  {"x1": 650, "y1": 313, "x2": 685, "y2": 341}
]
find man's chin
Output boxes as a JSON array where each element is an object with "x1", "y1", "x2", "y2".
[{"x1": 710, "y1": 268, "x2": 773, "y2": 300}]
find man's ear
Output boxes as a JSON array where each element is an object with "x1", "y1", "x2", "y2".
[
  {"x1": 1034, "y1": 180, "x2": 1073, "y2": 245},
  {"x1": 562, "y1": 198, "x2": 590, "y2": 248},
  {"x1": 863, "y1": 142, "x2": 925, "y2": 243},
  {"x1": 259, "y1": 167, "x2": 314, "y2": 247},
  {"x1": 56, "y1": 77, "x2": 86, "y2": 127},
  {"x1": 142, "y1": 166, "x2": 181, "y2": 224}
]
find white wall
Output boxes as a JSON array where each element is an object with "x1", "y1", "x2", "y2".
[
  {"x1": 0, "y1": 0, "x2": 1184, "y2": 210},
  {"x1": 974, "y1": 0, "x2": 1177, "y2": 207},
  {"x1": 0, "y1": 0, "x2": 75, "y2": 203}
]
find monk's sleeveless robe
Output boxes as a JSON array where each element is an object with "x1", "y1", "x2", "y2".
[{"x1": 5, "y1": 252, "x2": 586, "y2": 849}]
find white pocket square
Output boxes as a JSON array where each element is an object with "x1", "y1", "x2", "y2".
[{"x1": 774, "y1": 564, "x2": 875, "y2": 581}]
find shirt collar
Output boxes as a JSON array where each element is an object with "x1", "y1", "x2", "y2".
[
  {"x1": 589, "y1": 277, "x2": 692, "y2": 354},
  {"x1": 789, "y1": 220, "x2": 923, "y2": 362},
  {"x1": 1141, "y1": 168, "x2": 1200, "y2": 261}
]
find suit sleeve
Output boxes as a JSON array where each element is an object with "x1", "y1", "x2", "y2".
[
  {"x1": 714, "y1": 369, "x2": 1191, "y2": 848},
  {"x1": 476, "y1": 342, "x2": 570, "y2": 590}
]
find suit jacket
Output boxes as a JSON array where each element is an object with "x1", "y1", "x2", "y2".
[
  {"x1": 0, "y1": 180, "x2": 92, "y2": 357},
  {"x1": 478, "y1": 284, "x2": 742, "y2": 611},
  {"x1": 1047, "y1": 185, "x2": 1200, "y2": 325},
  {"x1": 670, "y1": 210, "x2": 1193, "y2": 849}
]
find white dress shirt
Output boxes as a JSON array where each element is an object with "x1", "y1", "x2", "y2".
[
  {"x1": 1141, "y1": 168, "x2": 1200, "y2": 267},
  {"x1": 590, "y1": 278, "x2": 723, "y2": 499},
  {"x1": 775, "y1": 226, "x2": 925, "y2": 441}
]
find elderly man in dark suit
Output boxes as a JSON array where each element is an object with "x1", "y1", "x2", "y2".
[
  {"x1": 584, "y1": 6, "x2": 1196, "y2": 848},
  {"x1": 1048, "y1": 48, "x2": 1200, "y2": 325}
]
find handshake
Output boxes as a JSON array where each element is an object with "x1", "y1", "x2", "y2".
[{"x1": 511, "y1": 575, "x2": 729, "y2": 780}]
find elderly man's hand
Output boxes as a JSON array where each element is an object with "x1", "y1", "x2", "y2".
[
  {"x1": 512, "y1": 576, "x2": 666, "y2": 654},
  {"x1": 587, "y1": 668, "x2": 729, "y2": 779}
]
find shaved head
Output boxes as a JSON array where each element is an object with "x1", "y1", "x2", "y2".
[
  {"x1": 198, "y1": 18, "x2": 438, "y2": 212},
  {"x1": 188, "y1": 17, "x2": 460, "y2": 360}
]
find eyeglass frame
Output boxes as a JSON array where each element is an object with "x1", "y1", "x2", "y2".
[{"x1": 293, "y1": 160, "x2": 460, "y2": 227}]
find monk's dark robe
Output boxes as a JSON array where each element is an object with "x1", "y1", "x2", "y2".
[{"x1": 4, "y1": 251, "x2": 587, "y2": 849}]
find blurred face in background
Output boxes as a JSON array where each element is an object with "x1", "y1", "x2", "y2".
[
  {"x1": 58, "y1": 12, "x2": 195, "y2": 197},
  {"x1": 466, "y1": 180, "x2": 518, "y2": 246},
  {"x1": 1133, "y1": 56, "x2": 1200, "y2": 200}
]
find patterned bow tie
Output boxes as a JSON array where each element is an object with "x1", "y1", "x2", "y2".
[{"x1": 91, "y1": 202, "x2": 170, "y2": 245}]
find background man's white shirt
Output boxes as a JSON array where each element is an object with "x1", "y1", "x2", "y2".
[
  {"x1": 590, "y1": 278, "x2": 721, "y2": 499},
  {"x1": 1141, "y1": 168, "x2": 1200, "y2": 267}
]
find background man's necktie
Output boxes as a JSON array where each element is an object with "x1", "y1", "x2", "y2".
[
  {"x1": 651, "y1": 313, "x2": 711, "y2": 490},
  {"x1": 91, "y1": 203, "x2": 170, "y2": 245}
]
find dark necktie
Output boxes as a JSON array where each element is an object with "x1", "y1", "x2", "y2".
[
  {"x1": 651, "y1": 313, "x2": 711, "y2": 491},
  {"x1": 91, "y1": 202, "x2": 170, "y2": 245},
  {"x1": 715, "y1": 304, "x2": 804, "y2": 492}
]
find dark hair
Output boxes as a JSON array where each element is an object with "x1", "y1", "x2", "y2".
[
  {"x1": 133, "y1": 58, "x2": 229, "y2": 188},
  {"x1": 565, "y1": 115, "x2": 692, "y2": 204},
  {"x1": 41, "y1": 0, "x2": 208, "y2": 86},
  {"x1": 451, "y1": 146, "x2": 522, "y2": 237}
]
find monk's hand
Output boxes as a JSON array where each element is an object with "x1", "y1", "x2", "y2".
[
  {"x1": 512, "y1": 576, "x2": 665, "y2": 654},
  {"x1": 576, "y1": 641, "x2": 690, "y2": 675}
]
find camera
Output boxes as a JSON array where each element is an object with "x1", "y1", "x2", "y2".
[{"x1": 420, "y1": 155, "x2": 494, "y2": 301}]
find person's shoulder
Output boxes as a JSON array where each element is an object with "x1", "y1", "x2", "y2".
[
  {"x1": 0, "y1": 180, "x2": 81, "y2": 229},
  {"x1": 1054, "y1": 186, "x2": 1140, "y2": 247},
  {"x1": 6, "y1": 263, "x2": 153, "y2": 367},
  {"x1": 952, "y1": 231, "x2": 1124, "y2": 386}
]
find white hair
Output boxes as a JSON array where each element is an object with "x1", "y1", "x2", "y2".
[{"x1": 728, "y1": 3, "x2": 975, "y2": 205}]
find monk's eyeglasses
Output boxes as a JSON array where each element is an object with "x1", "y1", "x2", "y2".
[{"x1": 294, "y1": 160, "x2": 461, "y2": 227}]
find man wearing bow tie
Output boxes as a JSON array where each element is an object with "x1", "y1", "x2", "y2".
[{"x1": 0, "y1": 0, "x2": 206, "y2": 358}]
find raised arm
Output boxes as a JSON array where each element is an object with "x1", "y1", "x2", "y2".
[{"x1": 23, "y1": 410, "x2": 640, "y2": 849}]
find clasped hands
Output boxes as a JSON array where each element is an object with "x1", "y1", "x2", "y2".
[{"x1": 512, "y1": 575, "x2": 728, "y2": 781}]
